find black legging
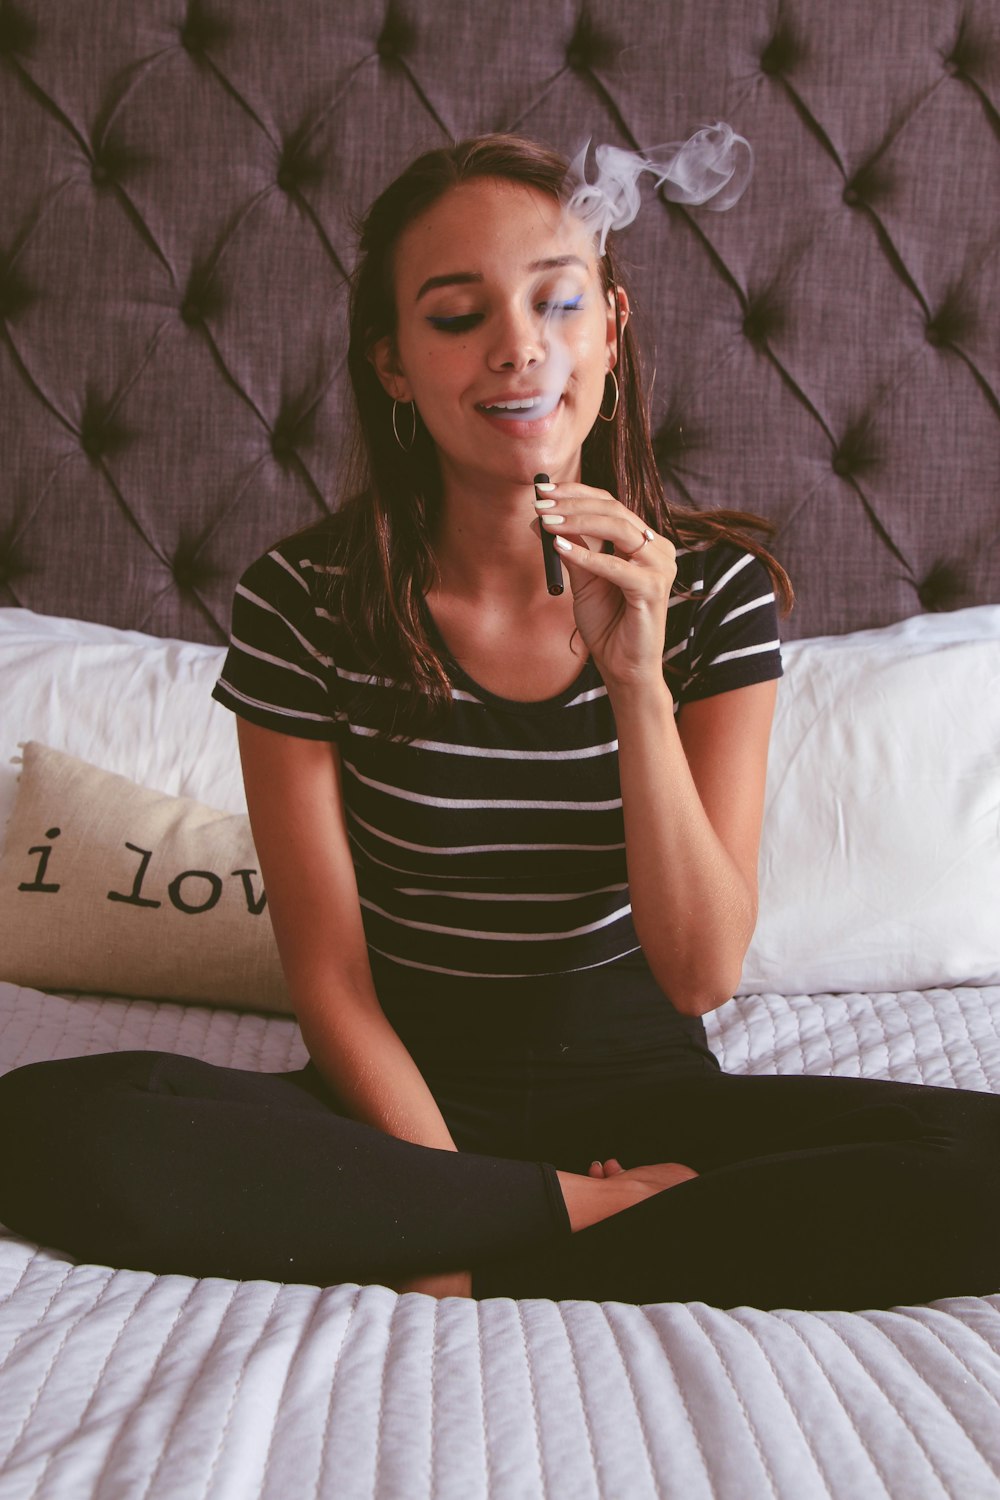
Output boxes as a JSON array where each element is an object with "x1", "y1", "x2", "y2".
[{"x1": 1, "y1": 1047, "x2": 999, "y2": 1309}]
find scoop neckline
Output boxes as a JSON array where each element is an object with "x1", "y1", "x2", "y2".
[{"x1": 418, "y1": 596, "x2": 599, "y2": 715}]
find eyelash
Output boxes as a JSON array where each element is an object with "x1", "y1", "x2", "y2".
[{"x1": 427, "y1": 296, "x2": 583, "y2": 333}]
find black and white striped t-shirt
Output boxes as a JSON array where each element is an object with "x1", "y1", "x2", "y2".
[{"x1": 213, "y1": 522, "x2": 782, "y2": 983}]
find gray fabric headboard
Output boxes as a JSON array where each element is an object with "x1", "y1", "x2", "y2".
[{"x1": 2, "y1": 1, "x2": 998, "y2": 645}]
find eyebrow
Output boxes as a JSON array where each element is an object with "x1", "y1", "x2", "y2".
[{"x1": 415, "y1": 256, "x2": 588, "y2": 303}]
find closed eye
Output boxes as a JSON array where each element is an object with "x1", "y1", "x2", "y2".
[
  {"x1": 427, "y1": 294, "x2": 583, "y2": 333},
  {"x1": 539, "y1": 295, "x2": 583, "y2": 315},
  {"x1": 426, "y1": 313, "x2": 483, "y2": 333}
]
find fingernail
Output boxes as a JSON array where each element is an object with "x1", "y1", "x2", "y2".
[
  {"x1": 553, "y1": 535, "x2": 572, "y2": 553},
  {"x1": 534, "y1": 481, "x2": 555, "y2": 492},
  {"x1": 590, "y1": 1160, "x2": 602, "y2": 1170},
  {"x1": 540, "y1": 514, "x2": 565, "y2": 525},
  {"x1": 533, "y1": 497, "x2": 557, "y2": 509}
]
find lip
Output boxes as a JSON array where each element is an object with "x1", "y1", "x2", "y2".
[
  {"x1": 476, "y1": 390, "x2": 563, "y2": 426},
  {"x1": 476, "y1": 396, "x2": 564, "y2": 436}
]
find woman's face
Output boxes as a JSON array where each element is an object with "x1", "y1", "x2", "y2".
[{"x1": 372, "y1": 177, "x2": 626, "y2": 490}]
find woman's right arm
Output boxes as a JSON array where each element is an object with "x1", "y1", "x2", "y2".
[{"x1": 237, "y1": 717, "x2": 460, "y2": 1153}]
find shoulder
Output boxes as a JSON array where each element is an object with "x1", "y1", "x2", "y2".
[
  {"x1": 670, "y1": 539, "x2": 783, "y2": 705},
  {"x1": 674, "y1": 536, "x2": 772, "y2": 599},
  {"x1": 237, "y1": 517, "x2": 344, "y2": 601},
  {"x1": 213, "y1": 518, "x2": 347, "y2": 742}
]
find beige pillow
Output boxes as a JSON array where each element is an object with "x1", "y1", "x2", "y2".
[{"x1": 0, "y1": 742, "x2": 292, "y2": 1013}]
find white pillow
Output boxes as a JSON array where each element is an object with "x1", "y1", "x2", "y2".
[
  {"x1": 741, "y1": 606, "x2": 1000, "y2": 994},
  {"x1": 3, "y1": 603, "x2": 998, "y2": 995},
  {"x1": 0, "y1": 607, "x2": 243, "y2": 829}
]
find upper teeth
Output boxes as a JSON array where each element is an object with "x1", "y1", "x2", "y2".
[{"x1": 485, "y1": 398, "x2": 540, "y2": 410}]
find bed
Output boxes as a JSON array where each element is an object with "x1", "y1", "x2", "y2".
[{"x1": 2, "y1": 2, "x2": 999, "y2": 1496}]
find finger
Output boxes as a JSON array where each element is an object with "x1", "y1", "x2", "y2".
[
  {"x1": 540, "y1": 511, "x2": 664, "y2": 563},
  {"x1": 532, "y1": 481, "x2": 618, "y2": 509},
  {"x1": 550, "y1": 533, "x2": 672, "y2": 594},
  {"x1": 603, "y1": 1158, "x2": 624, "y2": 1175},
  {"x1": 532, "y1": 487, "x2": 635, "y2": 540},
  {"x1": 588, "y1": 1160, "x2": 605, "y2": 1178}
]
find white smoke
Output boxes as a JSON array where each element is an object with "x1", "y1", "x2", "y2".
[{"x1": 564, "y1": 122, "x2": 753, "y2": 253}]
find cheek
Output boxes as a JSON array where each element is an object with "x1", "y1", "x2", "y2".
[
  {"x1": 569, "y1": 323, "x2": 610, "y2": 398},
  {"x1": 572, "y1": 305, "x2": 612, "y2": 367},
  {"x1": 404, "y1": 342, "x2": 470, "y2": 407}
]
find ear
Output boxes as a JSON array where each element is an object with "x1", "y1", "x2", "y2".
[
  {"x1": 605, "y1": 285, "x2": 630, "y2": 371},
  {"x1": 370, "y1": 335, "x2": 413, "y2": 402}
]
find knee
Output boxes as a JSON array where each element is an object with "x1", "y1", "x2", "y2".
[
  {"x1": 0, "y1": 1058, "x2": 68, "y2": 1132},
  {"x1": 0, "y1": 1054, "x2": 161, "y2": 1231}
]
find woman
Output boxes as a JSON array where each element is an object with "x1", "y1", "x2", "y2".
[{"x1": 1, "y1": 135, "x2": 998, "y2": 1308}]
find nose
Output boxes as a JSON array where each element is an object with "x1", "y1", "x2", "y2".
[{"x1": 487, "y1": 303, "x2": 546, "y2": 372}]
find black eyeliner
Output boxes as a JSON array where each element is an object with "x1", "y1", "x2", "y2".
[{"x1": 534, "y1": 472, "x2": 564, "y2": 596}]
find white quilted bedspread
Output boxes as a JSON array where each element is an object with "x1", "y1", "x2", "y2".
[{"x1": 1, "y1": 982, "x2": 999, "y2": 1500}]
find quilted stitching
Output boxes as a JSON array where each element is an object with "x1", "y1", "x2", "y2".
[{"x1": 3, "y1": 986, "x2": 1000, "y2": 1497}]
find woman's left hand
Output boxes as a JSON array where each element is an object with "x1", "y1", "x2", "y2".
[{"x1": 535, "y1": 483, "x2": 677, "y2": 691}]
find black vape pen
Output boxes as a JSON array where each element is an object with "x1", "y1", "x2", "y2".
[{"x1": 534, "y1": 472, "x2": 564, "y2": 596}]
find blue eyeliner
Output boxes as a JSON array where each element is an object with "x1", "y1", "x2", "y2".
[{"x1": 427, "y1": 298, "x2": 582, "y2": 333}]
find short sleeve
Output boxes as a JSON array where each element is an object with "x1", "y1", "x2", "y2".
[
  {"x1": 212, "y1": 543, "x2": 344, "y2": 742},
  {"x1": 677, "y1": 546, "x2": 783, "y2": 704}
]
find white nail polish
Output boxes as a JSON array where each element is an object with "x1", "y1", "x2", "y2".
[
  {"x1": 533, "y1": 497, "x2": 557, "y2": 509},
  {"x1": 553, "y1": 535, "x2": 572, "y2": 552},
  {"x1": 534, "y1": 481, "x2": 555, "y2": 492},
  {"x1": 541, "y1": 514, "x2": 565, "y2": 524}
]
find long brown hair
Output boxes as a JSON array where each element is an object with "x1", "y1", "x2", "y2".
[{"x1": 327, "y1": 134, "x2": 792, "y2": 730}]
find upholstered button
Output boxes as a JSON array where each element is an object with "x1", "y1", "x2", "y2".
[
  {"x1": 172, "y1": 552, "x2": 208, "y2": 590},
  {"x1": 925, "y1": 321, "x2": 945, "y2": 347},
  {"x1": 91, "y1": 162, "x2": 111, "y2": 187},
  {"x1": 376, "y1": 13, "x2": 413, "y2": 59},
  {"x1": 653, "y1": 422, "x2": 688, "y2": 466},
  {"x1": 80, "y1": 411, "x2": 125, "y2": 459},
  {"x1": 842, "y1": 185, "x2": 861, "y2": 206},
  {"x1": 566, "y1": 19, "x2": 603, "y2": 71},
  {"x1": 0, "y1": 6, "x2": 34, "y2": 54},
  {"x1": 742, "y1": 299, "x2": 784, "y2": 347},
  {"x1": 943, "y1": 36, "x2": 973, "y2": 77},
  {"x1": 271, "y1": 431, "x2": 293, "y2": 459},
  {"x1": 277, "y1": 149, "x2": 320, "y2": 194},
  {"x1": 918, "y1": 562, "x2": 964, "y2": 610},
  {"x1": 180, "y1": 299, "x2": 202, "y2": 325},
  {"x1": 761, "y1": 30, "x2": 796, "y2": 75},
  {"x1": 831, "y1": 452, "x2": 852, "y2": 477},
  {"x1": 179, "y1": 6, "x2": 227, "y2": 53},
  {"x1": 0, "y1": 266, "x2": 32, "y2": 321}
]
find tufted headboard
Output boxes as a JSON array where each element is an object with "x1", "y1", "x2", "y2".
[{"x1": 1, "y1": 0, "x2": 997, "y2": 646}]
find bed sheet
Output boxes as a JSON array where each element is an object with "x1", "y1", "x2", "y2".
[{"x1": 1, "y1": 981, "x2": 999, "y2": 1500}]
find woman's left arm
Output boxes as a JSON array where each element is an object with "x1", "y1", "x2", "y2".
[
  {"x1": 537, "y1": 483, "x2": 778, "y2": 1015},
  {"x1": 611, "y1": 675, "x2": 777, "y2": 1014}
]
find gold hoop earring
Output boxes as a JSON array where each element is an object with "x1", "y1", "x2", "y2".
[
  {"x1": 598, "y1": 369, "x2": 619, "y2": 423},
  {"x1": 392, "y1": 399, "x2": 417, "y2": 451}
]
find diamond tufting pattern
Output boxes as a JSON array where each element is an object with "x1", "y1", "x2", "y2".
[{"x1": 0, "y1": 0, "x2": 997, "y2": 645}]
